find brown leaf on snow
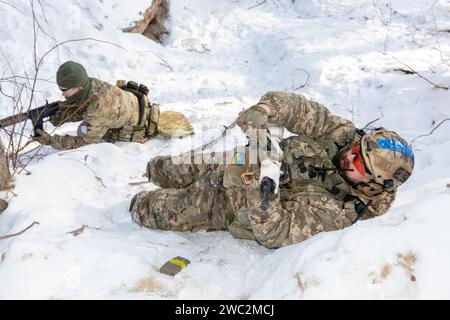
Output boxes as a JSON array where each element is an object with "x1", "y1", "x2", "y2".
[
  {"x1": 371, "y1": 263, "x2": 392, "y2": 284},
  {"x1": 397, "y1": 252, "x2": 417, "y2": 282}
]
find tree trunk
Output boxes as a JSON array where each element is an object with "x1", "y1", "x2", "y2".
[
  {"x1": 123, "y1": 0, "x2": 169, "y2": 43},
  {"x1": 0, "y1": 139, "x2": 10, "y2": 213}
]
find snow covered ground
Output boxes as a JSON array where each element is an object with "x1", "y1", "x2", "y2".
[{"x1": 0, "y1": 0, "x2": 449, "y2": 299}]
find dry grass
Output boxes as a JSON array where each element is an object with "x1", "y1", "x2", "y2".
[
  {"x1": 295, "y1": 272, "x2": 317, "y2": 293},
  {"x1": 132, "y1": 276, "x2": 168, "y2": 295},
  {"x1": 397, "y1": 252, "x2": 417, "y2": 282},
  {"x1": 370, "y1": 252, "x2": 417, "y2": 284}
]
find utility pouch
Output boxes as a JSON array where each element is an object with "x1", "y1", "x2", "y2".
[
  {"x1": 131, "y1": 126, "x2": 147, "y2": 143},
  {"x1": 146, "y1": 103, "x2": 160, "y2": 137},
  {"x1": 118, "y1": 125, "x2": 134, "y2": 142}
]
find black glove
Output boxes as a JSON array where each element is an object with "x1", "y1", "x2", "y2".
[
  {"x1": 260, "y1": 177, "x2": 276, "y2": 211},
  {"x1": 31, "y1": 129, "x2": 52, "y2": 145}
]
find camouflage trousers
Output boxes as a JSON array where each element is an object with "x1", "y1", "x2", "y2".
[
  {"x1": 130, "y1": 155, "x2": 234, "y2": 231},
  {"x1": 129, "y1": 153, "x2": 355, "y2": 248}
]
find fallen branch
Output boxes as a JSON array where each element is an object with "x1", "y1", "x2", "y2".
[
  {"x1": 0, "y1": 221, "x2": 40, "y2": 240},
  {"x1": 68, "y1": 225, "x2": 87, "y2": 236},
  {"x1": 128, "y1": 180, "x2": 150, "y2": 186},
  {"x1": 290, "y1": 68, "x2": 311, "y2": 92},
  {"x1": 150, "y1": 51, "x2": 173, "y2": 72},
  {"x1": 246, "y1": 0, "x2": 267, "y2": 10},
  {"x1": 388, "y1": 54, "x2": 449, "y2": 90},
  {"x1": 67, "y1": 224, "x2": 102, "y2": 236},
  {"x1": 391, "y1": 68, "x2": 415, "y2": 75}
]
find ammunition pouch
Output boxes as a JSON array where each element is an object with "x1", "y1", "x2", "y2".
[{"x1": 113, "y1": 80, "x2": 160, "y2": 143}]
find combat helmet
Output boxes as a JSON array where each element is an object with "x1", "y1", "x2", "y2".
[{"x1": 360, "y1": 129, "x2": 414, "y2": 190}]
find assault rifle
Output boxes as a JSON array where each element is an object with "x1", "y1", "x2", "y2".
[
  {"x1": 0, "y1": 101, "x2": 60, "y2": 136},
  {"x1": 259, "y1": 176, "x2": 276, "y2": 211}
]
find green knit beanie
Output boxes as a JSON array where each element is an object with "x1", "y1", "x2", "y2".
[{"x1": 56, "y1": 61, "x2": 92, "y2": 101}]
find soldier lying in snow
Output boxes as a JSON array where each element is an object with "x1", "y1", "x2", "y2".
[
  {"x1": 32, "y1": 61, "x2": 194, "y2": 150},
  {"x1": 129, "y1": 91, "x2": 415, "y2": 249}
]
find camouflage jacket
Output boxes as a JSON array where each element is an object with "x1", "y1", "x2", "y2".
[
  {"x1": 49, "y1": 78, "x2": 140, "y2": 150},
  {"x1": 227, "y1": 92, "x2": 396, "y2": 248}
]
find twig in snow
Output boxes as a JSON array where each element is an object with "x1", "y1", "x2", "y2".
[
  {"x1": 290, "y1": 68, "x2": 311, "y2": 92},
  {"x1": 60, "y1": 156, "x2": 107, "y2": 188},
  {"x1": 362, "y1": 108, "x2": 384, "y2": 130},
  {"x1": 411, "y1": 118, "x2": 450, "y2": 145},
  {"x1": 391, "y1": 68, "x2": 415, "y2": 75},
  {"x1": 68, "y1": 225, "x2": 87, "y2": 236},
  {"x1": 246, "y1": 0, "x2": 267, "y2": 10},
  {"x1": 0, "y1": 221, "x2": 40, "y2": 240},
  {"x1": 57, "y1": 149, "x2": 88, "y2": 156},
  {"x1": 128, "y1": 180, "x2": 150, "y2": 186},
  {"x1": 67, "y1": 224, "x2": 102, "y2": 236},
  {"x1": 388, "y1": 54, "x2": 449, "y2": 90},
  {"x1": 0, "y1": 0, "x2": 24, "y2": 13},
  {"x1": 150, "y1": 51, "x2": 173, "y2": 72}
]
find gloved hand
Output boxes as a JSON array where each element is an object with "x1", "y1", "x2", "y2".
[
  {"x1": 49, "y1": 110, "x2": 67, "y2": 126},
  {"x1": 31, "y1": 129, "x2": 52, "y2": 145},
  {"x1": 260, "y1": 177, "x2": 276, "y2": 211},
  {"x1": 236, "y1": 106, "x2": 268, "y2": 132}
]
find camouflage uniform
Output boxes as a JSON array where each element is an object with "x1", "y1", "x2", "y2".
[
  {"x1": 131, "y1": 92, "x2": 396, "y2": 248},
  {"x1": 48, "y1": 78, "x2": 155, "y2": 150}
]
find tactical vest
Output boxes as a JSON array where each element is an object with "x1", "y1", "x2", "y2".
[
  {"x1": 103, "y1": 80, "x2": 159, "y2": 143},
  {"x1": 222, "y1": 133, "x2": 385, "y2": 224},
  {"x1": 279, "y1": 135, "x2": 374, "y2": 223}
]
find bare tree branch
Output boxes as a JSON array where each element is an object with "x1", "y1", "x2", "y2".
[
  {"x1": 246, "y1": 0, "x2": 267, "y2": 10},
  {"x1": 290, "y1": 68, "x2": 311, "y2": 92},
  {"x1": 0, "y1": 222, "x2": 40, "y2": 240},
  {"x1": 388, "y1": 54, "x2": 449, "y2": 90},
  {"x1": 0, "y1": 0, "x2": 24, "y2": 13},
  {"x1": 150, "y1": 51, "x2": 173, "y2": 72},
  {"x1": 411, "y1": 118, "x2": 450, "y2": 144}
]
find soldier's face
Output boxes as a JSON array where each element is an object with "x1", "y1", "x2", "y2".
[
  {"x1": 60, "y1": 87, "x2": 82, "y2": 99},
  {"x1": 339, "y1": 144, "x2": 370, "y2": 184}
]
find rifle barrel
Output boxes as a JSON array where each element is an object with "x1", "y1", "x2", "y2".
[{"x1": 0, "y1": 112, "x2": 29, "y2": 129}]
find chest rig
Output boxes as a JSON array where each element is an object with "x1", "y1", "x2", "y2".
[
  {"x1": 105, "y1": 80, "x2": 159, "y2": 143},
  {"x1": 279, "y1": 135, "x2": 371, "y2": 223}
]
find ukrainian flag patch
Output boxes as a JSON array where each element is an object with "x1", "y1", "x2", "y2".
[{"x1": 232, "y1": 152, "x2": 245, "y2": 165}]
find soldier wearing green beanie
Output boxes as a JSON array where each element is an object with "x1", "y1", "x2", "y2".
[
  {"x1": 56, "y1": 61, "x2": 92, "y2": 102},
  {"x1": 32, "y1": 61, "x2": 193, "y2": 150}
]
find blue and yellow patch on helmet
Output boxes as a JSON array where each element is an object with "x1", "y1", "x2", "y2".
[{"x1": 376, "y1": 138, "x2": 414, "y2": 159}]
